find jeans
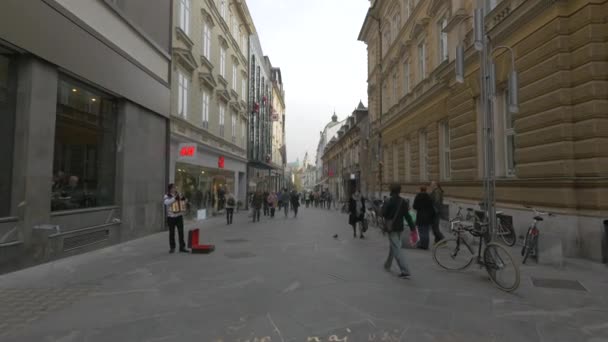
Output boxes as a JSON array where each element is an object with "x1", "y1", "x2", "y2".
[
  {"x1": 283, "y1": 203, "x2": 289, "y2": 217},
  {"x1": 167, "y1": 216, "x2": 185, "y2": 250},
  {"x1": 226, "y1": 208, "x2": 234, "y2": 224},
  {"x1": 432, "y1": 217, "x2": 445, "y2": 243},
  {"x1": 384, "y1": 231, "x2": 410, "y2": 275},
  {"x1": 253, "y1": 208, "x2": 261, "y2": 222},
  {"x1": 418, "y1": 224, "x2": 431, "y2": 249}
]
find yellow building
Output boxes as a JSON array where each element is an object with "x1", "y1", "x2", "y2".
[{"x1": 359, "y1": 0, "x2": 608, "y2": 261}]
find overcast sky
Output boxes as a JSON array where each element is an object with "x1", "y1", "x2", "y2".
[{"x1": 248, "y1": 0, "x2": 369, "y2": 164}]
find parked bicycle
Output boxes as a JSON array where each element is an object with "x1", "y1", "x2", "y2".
[
  {"x1": 521, "y1": 205, "x2": 555, "y2": 264},
  {"x1": 433, "y1": 206, "x2": 520, "y2": 292}
]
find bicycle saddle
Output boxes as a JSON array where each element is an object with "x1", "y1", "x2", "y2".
[{"x1": 534, "y1": 216, "x2": 543, "y2": 221}]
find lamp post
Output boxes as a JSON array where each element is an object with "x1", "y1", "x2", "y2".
[{"x1": 456, "y1": 5, "x2": 519, "y2": 238}]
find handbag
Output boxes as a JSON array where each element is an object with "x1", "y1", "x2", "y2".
[{"x1": 382, "y1": 198, "x2": 402, "y2": 233}]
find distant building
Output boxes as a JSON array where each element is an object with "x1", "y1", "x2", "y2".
[{"x1": 315, "y1": 112, "x2": 346, "y2": 190}]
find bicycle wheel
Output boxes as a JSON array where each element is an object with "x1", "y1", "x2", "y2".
[
  {"x1": 497, "y1": 222, "x2": 516, "y2": 247},
  {"x1": 432, "y1": 238, "x2": 475, "y2": 271},
  {"x1": 484, "y1": 242, "x2": 520, "y2": 292},
  {"x1": 522, "y1": 235, "x2": 538, "y2": 264}
]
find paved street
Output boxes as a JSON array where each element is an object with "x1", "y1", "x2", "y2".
[{"x1": 1, "y1": 207, "x2": 607, "y2": 342}]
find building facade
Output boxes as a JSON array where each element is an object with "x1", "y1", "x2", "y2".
[
  {"x1": 315, "y1": 113, "x2": 346, "y2": 190},
  {"x1": 169, "y1": 0, "x2": 254, "y2": 214},
  {"x1": 359, "y1": 0, "x2": 608, "y2": 261},
  {"x1": 0, "y1": 0, "x2": 172, "y2": 273},
  {"x1": 323, "y1": 103, "x2": 370, "y2": 203},
  {"x1": 247, "y1": 37, "x2": 280, "y2": 194},
  {"x1": 271, "y1": 66, "x2": 287, "y2": 190}
]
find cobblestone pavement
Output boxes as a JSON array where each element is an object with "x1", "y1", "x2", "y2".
[{"x1": 0, "y1": 207, "x2": 607, "y2": 341}]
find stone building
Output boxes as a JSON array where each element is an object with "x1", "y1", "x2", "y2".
[
  {"x1": 315, "y1": 113, "x2": 346, "y2": 190},
  {"x1": 359, "y1": 0, "x2": 608, "y2": 261},
  {"x1": 322, "y1": 102, "x2": 370, "y2": 204},
  {"x1": 0, "y1": 0, "x2": 172, "y2": 273},
  {"x1": 169, "y1": 0, "x2": 254, "y2": 215},
  {"x1": 271, "y1": 66, "x2": 287, "y2": 191}
]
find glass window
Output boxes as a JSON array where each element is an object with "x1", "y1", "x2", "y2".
[
  {"x1": 392, "y1": 72, "x2": 398, "y2": 105},
  {"x1": 231, "y1": 113, "x2": 236, "y2": 143},
  {"x1": 220, "y1": 47, "x2": 226, "y2": 78},
  {"x1": 201, "y1": 90, "x2": 209, "y2": 129},
  {"x1": 241, "y1": 119, "x2": 246, "y2": 147},
  {"x1": 232, "y1": 65, "x2": 237, "y2": 91},
  {"x1": 179, "y1": 0, "x2": 190, "y2": 36},
  {"x1": 419, "y1": 130, "x2": 428, "y2": 181},
  {"x1": 404, "y1": 139, "x2": 411, "y2": 182},
  {"x1": 177, "y1": 71, "x2": 189, "y2": 118},
  {"x1": 403, "y1": 61, "x2": 410, "y2": 95},
  {"x1": 241, "y1": 78, "x2": 246, "y2": 98},
  {"x1": 439, "y1": 17, "x2": 448, "y2": 63},
  {"x1": 418, "y1": 41, "x2": 426, "y2": 81},
  {"x1": 52, "y1": 77, "x2": 117, "y2": 211},
  {"x1": 440, "y1": 121, "x2": 451, "y2": 180},
  {"x1": 219, "y1": 104, "x2": 225, "y2": 137},
  {"x1": 202, "y1": 22, "x2": 211, "y2": 59},
  {"x1": 0, "y1": 53, "x2": 16, "y2": 217}
]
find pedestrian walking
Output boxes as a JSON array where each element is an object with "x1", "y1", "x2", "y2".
[
  {"x1": 225, "y1": 192, "x2": 236, "y2": 225},
  {"x1": 263, "y1": 191, "x2": 270, "y2": 216},
  {"x1": 305, "y1": 192, "x2": 311, "y2": 208},
  {"x1": 430, "y1": 181, "x2": 446, "y2": 243},
  {"x1": 290, "y1": 190, "x2": 300, "y2": 218},
  {"x1": 280, "y1": 188, "x2": 290, "y2": 218},
  {"x1": 348, "y1": 191, "x2": 366, "y2": 238},
  {"x1": 267, "y1": 192, "x2": 278, "y2": 218},
  {"x1": 413, "y1": 185, "x2": 436, "y2": 250},
  {"x1": 163, "y1": 184, "x2": 189, "y2": 254},
  {"x1": 382, "y1": 184, "x2": 416, "y2": 278},
  {"x1": 327, "y1": 192, "x2": 332, "y2": 210},
  {"x1": 251, "y1": 190, "x2": 263, "y2": 222}
]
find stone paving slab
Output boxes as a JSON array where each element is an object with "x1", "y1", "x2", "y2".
[{"x1": 0, "y1": 208, "x2": 607, "y2": 342}]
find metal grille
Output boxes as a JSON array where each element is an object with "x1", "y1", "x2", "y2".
[
  {"x1": 531, "y1": 278, "x2": 587, "y2": 291},
  {"x1": 63, "y1": 229, "x2": 109, "y2": 251}
]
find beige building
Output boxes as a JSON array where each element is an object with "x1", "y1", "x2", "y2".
[
  {"x1": 271, "y1": 68, "x2": 286, "y2": 171},
  {"x1": 170, "y1": 0, "x2": 255, "y2": 213},
  {"x1": 359, "y1": 0, "x2": 608, "y2": 261}
]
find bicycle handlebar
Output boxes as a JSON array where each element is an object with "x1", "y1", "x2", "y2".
[{"x1": 524, "y1": 205, "x2": 555, "y2": 217}]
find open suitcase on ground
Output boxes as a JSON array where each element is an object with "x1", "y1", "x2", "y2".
[{"x1": 187, "y1": 228, "x2": 215, "y2": 254}]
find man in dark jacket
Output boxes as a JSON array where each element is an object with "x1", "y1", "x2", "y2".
[
  {"x1": 251, "y1": 190, "x2": 263, "y2": 222},
  {"x1": 348, "y1": 191, "x2": 366, "y2": 238},
  {"x1": 413, "y1": 185, "x2": 436, "y2": 250},
  {"x1": 382, "y1": 184, "x2": 416, "y2": 278},
  {"x1": 290, "y1": 190, "x2": 300, "y2": 218}
]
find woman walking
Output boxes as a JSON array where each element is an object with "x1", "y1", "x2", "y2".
[
  {"x1": 349, "y1": 191, "x2": 366, "y2": 239},
  {"x1": 413, "y1": 186, "x2": 436, "y2": 250}
]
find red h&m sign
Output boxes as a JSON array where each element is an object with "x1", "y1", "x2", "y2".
[
  {"x1": 179, "y1": 144, "x2": 197, "y2": 157},
  {"x1": 218, "y1": 156, "x2": 225, "y2": 169}
]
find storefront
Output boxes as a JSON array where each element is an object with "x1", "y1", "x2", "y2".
[{"x1": 170, "y1": 138, "x2": 247, "y2": 217}]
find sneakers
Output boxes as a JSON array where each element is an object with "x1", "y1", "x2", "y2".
[
  {"x1": 179, "y1": 248, "x2": 190, "y2": 253},
  {"x1": 169, "y1": 249, "x2": 175, "y2": 254},
  {"x1": 399, "y1": 273, "x2": 411, "y2": 279}
]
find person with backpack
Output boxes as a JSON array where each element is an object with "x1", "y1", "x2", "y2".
[
  {"x1": 382, "y1": 184, "x2": 416, "y2": 278},
  {"x1": 413, "y1": 185, "x2": 437, "y2": 250},
  {"x1": 225, "y1": 192, "x2": 236, "y2": 225}
]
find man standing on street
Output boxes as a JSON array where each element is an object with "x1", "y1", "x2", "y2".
[
  {"x1": 225, "y1": 192, "x2": 236, "y2": 225},
  {"x1": 251, "y1": 189, "x2": 263, "y2": 222},
  {"x1": 382, "y1": 184, "x2": 415, "y2": 278},
  {"x1": 290, "y1": 190, "x2": 300, "y2": 218},
  {"x1": 164, "y1": 184, "x2": 189, "y2": 254},
  {"x1": 280, "y1": 188, "x2": 290, "y2": 218},
  {"x1": 413, "y1": 185, "x2": 436, "y2": 250}
]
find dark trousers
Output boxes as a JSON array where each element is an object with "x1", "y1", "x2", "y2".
[
  {"x1": 253, "y1": 208, "x2": 261, "y2": 222},
  {"x1": 270, "y1": 208, "x2": 275, "y2": 218},
  {"x1": 432, "y1": 217, "x2": 445, "y2": 242},
  {"x1": 293, "y1": 206, "x2": 299, "y2": 218},
  {"x1": 226, "y1": 208, "x2": 234, "y2": 224},
  {"x1": 263, "y1": 206, "x2": 269, "y2": 216},
  {"x1": 283, "y1": 203, "x2": 289, "y2": 217},
  {"x1": 167, "y1": 216, "x2": 185, "y2": 250},
  {"x1": 417, "y1": 224, "x2": 431, "y2": 250}
]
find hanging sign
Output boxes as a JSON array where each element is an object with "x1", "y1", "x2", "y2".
[{"x1": 218, "y1": 156, "x2": 225, "y2": 169}]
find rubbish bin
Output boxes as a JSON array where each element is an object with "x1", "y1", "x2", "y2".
[{"x1": 603, "y1": 220, "x2": 608, "y2": 264}]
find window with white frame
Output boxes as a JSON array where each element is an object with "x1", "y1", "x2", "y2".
[
  {"x1": 439, "y1": 17, "x2": 448, "y2": 63},
  {"x1": 201, "y1": 91, "x2": 209, "y2": 129},
  {"x1": 439, "y1": 121, "x2": 451, "y2": 180},
  {"x1": 219, "y1": 104, "x2": 225, "y2": 137},
  {"x1": 241, "y1": 119, "x2": 246, "y2": 145},
  {"x1": 418, "y1": 41, "x2": 426, "y2": 81},
  {"x1": 179, "y1": 0, "x2": 190, "y2": 35},
  {"x1": 230, "y1": 13, "x2": 234, "y2": 35},
  {"x1": 177, "y1": 71, "x2": 189, "y2": 118},
  {"x1": 393, "y1": 144, "x2": 399, "y2": 183},
  {"x1": 202, "y1": 22, "x2": 211, "y2": 58},
  {"x1": 241, "y1": 34, "x2": 247, "y2": 51},
  {"x1": 220, "y1": 47, "x2": 226, "y2": 77},
  {"x1": 404, "y1": 139, "x2": 411, "y2": 181},
  {"x1": 232, "y1": 64, "x2": 237, "y2": 90},
  {"x1": 504, "y1": 90, "x2": 516, "y2": 176},
  {"x1": 392, "y1": 72, "x2": 398, "y2": 105},
  {"x1": 231, "y1": 113, "x2": 236, "y2": 143},
  {"x1": 419, "y1": 130, "x2": 428, "y2": 181},
  {"x1": 241, "y1": 78, "x2": 246, "y2": 98},
  {"x1": 403, "y1": 61, "x2": 410, "y2": 95}
]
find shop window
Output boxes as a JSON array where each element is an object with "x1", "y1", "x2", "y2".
[
  {"x1": 0, "y1": 52, "x2": 17, "y2": 217},
  {"x1": 52, "y1": 77, "x2": 117, "y2": 211}
]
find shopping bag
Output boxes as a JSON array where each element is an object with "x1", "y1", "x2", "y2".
[{"x1": 409, "y1": 229, "x2": 419, "y2": 246}]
